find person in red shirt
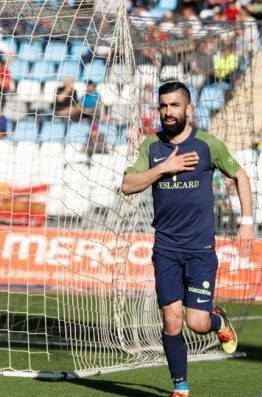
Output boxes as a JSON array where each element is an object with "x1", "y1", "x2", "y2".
[
  {"x1": 0, "y1": 57, "x2": 11, "y2": 91},
  {"x1": 147, "y1": 23, "x2": 169, "y2": 43},
  {"x1": 0, "y1": 57, "x2": 11, "y2": 108},
  {"x1": 223, "y1": 0, "x2": 240, "y2": 21}
]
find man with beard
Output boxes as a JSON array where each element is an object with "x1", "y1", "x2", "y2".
[{"x1": 121, "y1": 80, "x2": 254, "y2": 397}]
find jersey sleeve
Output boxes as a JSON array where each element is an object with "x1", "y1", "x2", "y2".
[
  {"x1": 208, "y1": 135, "x2": 241, "y2": 178},
  {"x1": 196, "y1": 131, "x2": 241, "y2": 178},
  {"x1": 125, "y1": 137, "x2": 151, "y2": 174}
]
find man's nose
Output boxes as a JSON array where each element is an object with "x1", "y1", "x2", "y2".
[{"x1": 166, "y1": 106, "x2": 173, "y2": 116}]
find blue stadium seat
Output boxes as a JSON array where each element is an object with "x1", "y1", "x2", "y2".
[
  {"x1": 195, "y1": 105, "x2": 211, "y2": 131},
  {"x1": 82, "y1": 60, "x2": 106, "y2": 85},
  {"x1": 31, "y1": 60, "x2": 56, "y2": 81},
  {"x1": 66, "y1": 121, "x2": 90, "y2": 145},
  {"x1": 199, "y1": 84, "x2": 225, "y2": 112},
  {"x1": 57, "y1": 60, "x2": 81, "y2": 80},
  {"x1": 157, "y1": 0, "x2": 178, "y2": 10},
  {"x1": 44, "y1": 41, "x2": 68, "y2": 63},
  {"x1": 188, "y1": 85, "x2": 199, "y2": 106},
  {"x1": 7, "y1": 119, "x2": 39, "y2": 142},
  {"x1": 150, "y1": 0, "x2": 178, "y2": 17},
  {"x1": 18, "y1": 41, "x2": 43, "y2": 62},
  {"x1": 9, "y1": 59, "x2": 30, "y2": 81},
  {"x1": 3, "y1": 120, "x2": 14, "y2": 135},
  {"x1": 70, "y1": 41, "x2": 90, "y2": 60},
  {"x1": 150, "y1": 7, "x2": 166, "y2": 18},
  {"x1": 2, "y1": 37, "x2": 18, "y2": 54},
  {"x1": 99, "y1": 123, "x2": 126, "y2": 148},
  {"x1": 16, "y1": 79, "x2": 42, "y2": 104},
  {"x1": 39, "y1": 120, "x2": 66, "y2": 143}
]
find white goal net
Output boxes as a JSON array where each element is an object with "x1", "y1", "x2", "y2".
[{"x1": 0, "y1": 0, "x2": 261, "y2": 378}]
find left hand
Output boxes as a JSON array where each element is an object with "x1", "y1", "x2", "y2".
[{"x1": 237, "y1": 224, "x2": 254, "y2": 257}]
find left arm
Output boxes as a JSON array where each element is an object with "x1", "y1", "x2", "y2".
[
  {"x1": 204, "y1": 133, "x2": 255, "y2": 257},
  {"x1": 233, "y1": 167, "x2": 254, "y2": 257}
]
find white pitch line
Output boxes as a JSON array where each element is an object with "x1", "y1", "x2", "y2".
[{"x1": 232, "y1": 315, "x2": 262, "y2": 321}]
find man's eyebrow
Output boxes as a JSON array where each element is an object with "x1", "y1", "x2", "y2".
[{"x1": 159, "y1": 101, "x2": 181, "y2": 106}]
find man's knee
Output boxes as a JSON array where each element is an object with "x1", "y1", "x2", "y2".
[
  {"x1": 162, "y1": 301, "x2": 183, "y2": 335},
  {"x1": 185, "y1": 311, "x2": 210, "y2": 334}
]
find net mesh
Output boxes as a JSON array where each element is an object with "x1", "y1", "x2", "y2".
[{"x1": 0, "y1": 0, "x2": 261, "y2": 377}]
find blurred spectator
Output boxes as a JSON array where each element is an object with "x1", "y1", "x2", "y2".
[
  {"x1": 0, "y1": 27, "x2": 15, "y2": 64},
  {"x1": 212, "y1": 5, "x2": 226, "y2": 21},
  {"x1": 139, "y1": 81, "x2": 158, "y2": 135},
  {"x1": 147, "y1": 22, "x2": 169, "y2": 42},
  {"x1": 141, "y1": 117, "x2": 157, "y2": 136},
  {"x1": 188, "y1": 39, "x2": 215, "y2": 87},
  {"x1": 0, "y1": 56, "x2": 12, "y2": 108},
  {"x1": 181, "y1": 4, "x2": 202, "y2": 37},
  {"x1": 132, "y1": 0, "x2": 156, "y2": 7},
  {"x1": 54, "y1": 77, "x2": 80, "y2": 120},
  {"x1": 0, "y1": 112, "x2": 7, "y2": 139},
  {"x1": 81, "y1": 80, "x2": 100, "y2": 120},
  {"x1": 159, "y1": 11, "x2": 176, "y2": 32},
  {"x1": 133, "y1": 5, "x2": 152, "y2": 17},
  {"x1": 245, "y1": 1, "x2": 262, "y2": 20},
  {"x1": 132, "y1": 0, "x2": 156, "y2": 17},
  {"x1": 214, "y1": 42, "x2": 239, "y2": 86},
  {"x1": 210, "y1": 6, "x2": 235, "y2": 41},
  {"x1": 257, "y1": 139, "x2": 262, "y2": 155},
  {"x1": 0, "y1": 57, "x2": 11, "y2": 91},
  {"x1": 135, "y1": 45, "x2": 161, "y2": 66},
  {"x1": 237, "y1": 6, "x2": 261, "y2": 53},
  {"x1": 85, "y1": 122, "x2": 108, "y2": 158},
  {"x1": 223, "y1": 0, "x2": 240, "y2": 21},
  {"x1": 180, "y1": 0, "x2": 202, "y2": 10}
]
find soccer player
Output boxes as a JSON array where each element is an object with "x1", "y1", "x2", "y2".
[{"x1": 121, "y1": 80, "x2": 254, "y2": 397}]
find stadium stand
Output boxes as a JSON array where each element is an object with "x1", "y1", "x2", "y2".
[{"x1": 0, "y1": 0, "x2": 260, "y2": 228}]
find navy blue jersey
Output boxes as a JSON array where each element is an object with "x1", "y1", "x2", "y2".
[{"x1": 126, "y1": 128, "x2": 240, "y2": 252}]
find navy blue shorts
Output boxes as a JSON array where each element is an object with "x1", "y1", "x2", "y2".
[{"x1": 152, "y1": 249, "x2": 218, "y2": 311}]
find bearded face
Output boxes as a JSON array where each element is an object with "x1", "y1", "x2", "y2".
[
  {"x1": 160, "y1": 112, "x2": 187, "y2": 137},
  {"x1": 158, "y1": 90, "x2": 189, "y2": 138}
]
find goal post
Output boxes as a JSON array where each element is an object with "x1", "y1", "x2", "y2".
[{"x1": 0, "y1": 0, "x2": 261, "y2": 379}]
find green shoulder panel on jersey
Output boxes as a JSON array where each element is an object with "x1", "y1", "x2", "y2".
[
  {"x1": 125, "y1": 134, "x2": 159, "y2": 174},
  {"x1": 196, "y1": 130, "x2": 241, "y2": 178}
]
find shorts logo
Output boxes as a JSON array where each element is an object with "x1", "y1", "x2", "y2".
[
  {"x1": 202, "y1": 281, "x2": 210, "y2": 289},
  {"x1": 188, "y1": 286, "x2": 211, "y2": 296}
]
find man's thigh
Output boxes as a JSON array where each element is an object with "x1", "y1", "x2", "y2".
[
  {"x1": 152, "y1": 251, "x2": 184, "y2": 308},
  {"x1": 183, "y1": 251, "x2": 218, "y2": 312}
]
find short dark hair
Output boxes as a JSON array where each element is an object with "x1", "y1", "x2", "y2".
[{"x1": 158, "y1": 80, "x2": 191, "y2": 103}]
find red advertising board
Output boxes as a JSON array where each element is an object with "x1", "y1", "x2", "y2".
[{"x1": 0, "y1": 226, "x2": 261, "y2": 300}]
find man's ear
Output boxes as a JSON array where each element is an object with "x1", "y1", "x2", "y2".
[
  {"x1": 186, "y1": 102, "x2": 197, "y2": 126},
  {"x1": 186, "y1": 102, "x2": 194, "y2": 118}
]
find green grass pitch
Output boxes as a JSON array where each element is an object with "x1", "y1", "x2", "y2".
[{"x1": 0, "y1": 303, "x2": 261, "y2": 397}]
